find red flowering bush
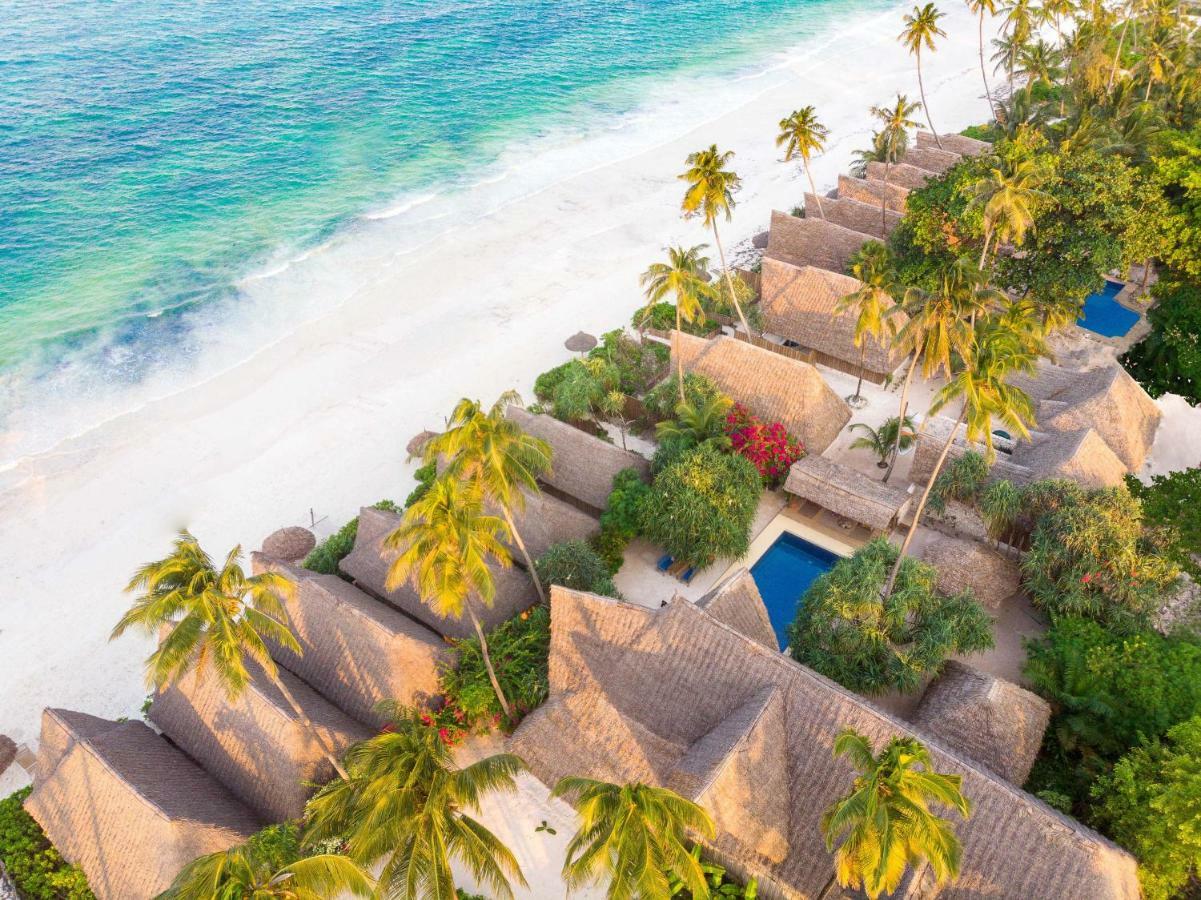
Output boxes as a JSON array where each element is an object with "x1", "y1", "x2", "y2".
[
  {"x1": 416, "y1": 696, "x2": 470, "y2": 747},
  {"x1": 723, "y1": 402, "x2": 804, "y2": 485}
]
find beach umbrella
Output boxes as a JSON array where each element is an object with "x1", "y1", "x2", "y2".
[
  {"x1": 752, "y1": 231, "x2": 770, "y2": 250},
  {"x1": 564, "y1": 331, "x2": 598, "y2": 354},
  {"x1": 0, "y1": 735, "x2": 16, "y2": 779},
  {"x1": 261, "y1": 526, "x2": 317, "y2": 562},
  {"x1": 406, "y1": 429, "x2": 438, "y2": 458}
]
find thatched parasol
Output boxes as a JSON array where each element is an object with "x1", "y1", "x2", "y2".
[
  {"x1": 751, "y1": 231, "x2": 770, "y2": 250},
  {"x1": 261, "y1": 526, "x2": 316, "y2": 562},
  {"x1": 406, "y1": 429, "x2": 438, "y2": 458},
  {"x1": 564, "y1": 331, "x2": 598, "y2": 354},
  {"x1": 0, "y1": 734, "x2": 15, "y2": 778}
]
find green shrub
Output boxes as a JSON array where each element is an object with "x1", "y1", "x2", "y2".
[
  {"x1": 1091, "y1": 715, "x2": 1201, "y2": 900},
  {"x1": 591, "y1": 526, "x2": 630, "y2": 575},
  {"x1": 670, "y1": 845, "x2": 759, "y2": 897},
  {"x1": 789, "y1": 539, "x2": 995, "y2": 695},
  {"x1": 592, "y1": 468, "x2": 652, "y2": 574},
  {"x1": 1126, "y1": 468, "x2": 1201, "y2": 580},
  {"x1": 534, "y1": 540, "x2": 616, "y2": 596},
  {"x1": 927, "y1": 451, "x2": 990, "y2": 515},
  {"x1": 639, "y1": 443, "x2": 761, "y2": 568},
  {"x1": 587, "y1": 329, "x2": 668, "y2": 395},
  {"x1": 0, "y1": 787, "x2": 94, "y2": 899},
  {"x1": 534, "y1": 361, "x2": 573, "y2": 403},
  {"x1": 1120, "y1": 271, "x2": 1201, "y2": 405},
  {"x1": 404, "y1": 461, "x2": 437, "y2": 508},
  {"x1": 643, "y1": 373, "x2": 726, "y2": 420},
  {"x1": 439, "y1": 606, "x2": 551, "y2": 730},
  {"x1": 545, "y1": 358, "x2": 621, "y2": 422},
  {"x1": 632, "y1": 302, "x2": 713, "y2": 338},
  {"x1": 303, "y1": 499, "x2": 400, "y2": 576},
  {"x1": 960, "y1": 122, "x2": 1000, "y2": 142}
]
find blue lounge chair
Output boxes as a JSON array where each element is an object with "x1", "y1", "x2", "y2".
[
  {"x1": 680, "y1": 567, "x2": 696, "y2": 584},
  {"x1": 656, "y1": 554, "x2": 673, "y2": 572}
]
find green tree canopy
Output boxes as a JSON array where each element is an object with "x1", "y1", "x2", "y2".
[
  {"x1": 1126, "y1": 467, "x2": 1201, "y2": 580},
  {"x1": 534, "y1": 540, "x2": 617, "y2": 597},
  {"x1": 1121, "y1": 270, "x2": 1201, "y2": 405}
]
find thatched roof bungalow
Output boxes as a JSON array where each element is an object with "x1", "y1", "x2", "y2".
[
  {"x1": 511, "y1": 582, "x2": 1139, "y2": 899},
  {"x1": 149, "y1": 659, "x2": 371, "y2": 822},
  {"x1": 836, "y1": 174, "x2": 909, "y2": 213},
  {"x1": 695, "y1": 570, "x2": 778, "y2": 652},
  {"x1": 918, "y1": 130, "x2": 991, "y2": 156},
  {"x1": 759, "y1": 258, "x2": 906, "y2": 381},
  {"x1": 251, "y1": 556, "x2": 450, "y2": 725},
  {"x1": 765, "y1": 210, "x2": 877, "y2": 275},
  {"x1": 25, "y1": 709, "x2": 258, "y2": 900},
  {"x1": 671, "y1": 331, "x2": 851, "y2": 455},
  {"x1": 913, "y1": 661, "x2": 1052, "y2": 785},
  {"x1": 783, "y1": 455, "x2": 913, "y2": 532},
  {"x1": 865, "y1": 160, "x2": 936, "y2": 191},
  {"x1": 916, "y1": 534, "x2": 1021, "y2": 610},
  {"x1": 341, "y1": 505, "x2": 538, "y2": 640},
  {"x1": 504, "y1": 406, "x2": 650, "y2": 514},
  {"x1": 900, "y1": 144, "x2": 963, "y2": 174},
  {"x1": 803, "y1": 193, "x2": 903, "y2": 239},
  {"x1": 1011, "y1": 428, "x2": 1130, "y2": 488}
]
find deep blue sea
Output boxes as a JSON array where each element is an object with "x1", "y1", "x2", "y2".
[{"x1": 0, "y1": 0, "x2": 883, "y2": 460}]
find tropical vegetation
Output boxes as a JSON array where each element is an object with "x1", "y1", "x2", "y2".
[
  {"x1": 0, "y1": 787, "x2": 93, "y2": 900},
  {"x1": 302, "y1": 499, "x2": 401, "y2": 575}
]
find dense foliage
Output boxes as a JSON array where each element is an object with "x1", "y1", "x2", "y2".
[
  {"x1": 633, "y1": 302, "x2": 713, "y2": 337},
  {"x1": 534, "y1": 540, "x2": 618, "y2": 598},
  {"x1": 927, "y1": 451, "x2": 990, "y2": 514},
  {"x1": 669, "y1": 846, "x2": 759, "y2": 898},
  {"x1": 643, "y1": 373, "x2": 727, "y2": 420},
  {"x1": 1149, "y1": 128, "x2": 1201, "y2": 281},
  {"x1": 593, "y1": 468, "x2": 651, "y2": 573},
  {"x1": 0, "y1": 787, "x2": 94, "y2": 899},
  {"x1": 1121, "y1": 270, "x2": 1201, "y2": 405},
  {"x1": 639, "y1": 442, "x2": 761, "y2": 568},
  {"x1": 722, "y1": 402, "x2": 804, "y2": 486},
  {"x1": 789, "y1": 539, "x2": 994, "y2": 694},
  {"x1": 1126, "y1": 468, "x2": 1201, "y2": 581},
  {"x1": 302, "y1": 499, "x2": 401, "y2": 576},
  {"x1": 405, "y1": 461, "x2": 437, "y2": 508}
]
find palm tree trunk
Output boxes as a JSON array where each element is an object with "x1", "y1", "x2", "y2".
[
  {"x1": 882, "y1": 406, "x2": 967, "y2": 598},
  {"x1": 917, "y1": 52, "x2": 943, "y2": 149},
  {"x1": 1140, "y1": 257, "x2": 1153, "y2": 294},
  {"x1": 269, "y1": 671, "x2": 350, "y2": 780},
  {"x1": 884, "y1": 354, "x2": 919, "y2": 483},
  {"x1": 817, "y1": 874, "x2": 839, "y2": 900},
  {"x1": 1144, "y1": 75, "x2": 1153, "y2": 102},
  {"x1": 469, "y1": 602, "x2": 513, "y2": 720},
  {"x1": 978, "y1": 227, "x2": 993, "y2": 271},
  {"x1": 712, "y1": 221, "x2": 752, "y2": 336},
  {"x1": 852, "y1": 345, "x2": 867, "y2": 404},
  {"x1": 805, "y1": 159, "x2": 825, "y2": 219},
  {"x1": 1108, "y1": 17, "x2": 1131, "y2": 91},
  {"x1": 979, "y1": 11, "x2": 1000, "y2": 121},
  {"x1": 676, "y1": 306, "x2": 686, "y2": 405},
  {"x1": 502, "y1": 506, "x2": 546, "y2": 605}
]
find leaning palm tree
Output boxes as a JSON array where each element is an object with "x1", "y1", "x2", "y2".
[
  {"x1": 423, "y1": 393, "x2": 553, "y2": 604},
  {"x1": 161, "y1": 839, "x2": 373, "y2": 899},
  {"x1": 776, "y1": 106, "x2": 831, "y2": 218},
  {"x1": 882, "y1": 316, "x2": 1040, "y2": 596},
  {"x1": 111, "y1": 532, "x2": 348, "y2": 779},
  {"x1": 385, "y1": 475, "x2": 516, "y2": 718},
  {"x1": 639, "y1": 245, "x2": 714, "y2": 404},
  {"x1": 966, "y1": 156, "x2": 1051, "y2": 268},
  {"x1": 818, "y1": 728, "x2": 972, "y2": 900},
  {"x1": 900, "y1": 4, "x2": 949, "y2": 147},
  {"x1": 305, "y1": 704, "x2": 527, "y2": 900},
  {"x1": 679, "y1": 145, "x2": 752, "y2": 336},
  {"x1": 553, "y1": 776, "x2": 715, "y2": 899},
  {"x1": 869, "y1": 95, "x2": 923, "y2": 232},
  {"x1": 837, "y1": 242, "x2": 899, "y2": 408},
  {"x1": 966, "y1": 0, "x2": 1003, "y2": 120}
]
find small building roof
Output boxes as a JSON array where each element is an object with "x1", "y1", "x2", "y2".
[
  {"x1": 765, "y1": 210, "x2": 877, "y2": 274},
  {"x1": 913, "y1": 661, "x2": 1052, "y2": 785},
  {"x1": 804, "y1": 193, "x2": 903, "y2": 239},
  {"x1": 900, "y1": 144, "x2": 963, "y2": 174},
  {"x1": 24, "y1": 708, "x2": 259, "y2": 900},
  {"x1": 918, "y1": 130, "x2": 991, "y2": 156},
  {"x1": 759, "y1": 258, "x2": 906, "y2": 378},
  {"x1": 917, "y1": 534, "x2": 1022, "y2": 610},
  {"x1": 1012, "y1": 427, "x2": 1130, "y2": 489},
  {"x1": 505, "y1": 406, "x2": 650, "y2": 513},
  {"x1": 672, "y1": 331, "x2": 851, "y2": 455},
  {"x1": 784, "y1": 455, "x2": 912, "y2": 531},
  {"x1": 695, "y1": 569, "x2": 779, "y2": 651},
  {"x1": 865, "y1": 160, "x2": 936, "y2": 190},
  {"x1": 837, "y1": 174, "x2": 910, "y2": 214}
]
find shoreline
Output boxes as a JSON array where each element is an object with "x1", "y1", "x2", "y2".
[{"x1": 0, "y1": 0, "x2": 1001, "y2": 765}]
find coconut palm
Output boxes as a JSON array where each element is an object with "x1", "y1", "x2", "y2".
[
  {"x1": 837, "y1": 242, "x2": 900, "y2": 408},
  {"x1": 818, "y1": 728, "x2": 972, "y2": 900},
  {"x1": 305, "y1": 704, "x2": 527, "y2": 900},
  {"x1": 423, "y1": 392, "x2": 554, "y2": 605},
  {"x1": 639, "y1": 245, "x2": 714, "y2": 404},
  {"x1": 1017, "y1": 37, "x2": 1066, "y2": 89},
  {"x1": 553, "y1": 776, "x2": 715, "y2": 899},
  {"x1": 869, "y1": 95, "x2": 923, "y2": 232},
  {"x1": 850, "y1": 416, "x2": 918, "y2": 467},
  {"x1": 967, "y1": 156, "x2": 1051, "y2": 268},
  {"x1": 1137, "y1": 31, "x2": 1176, "y2": 100},
  {"x1": 900, "y1": 4, "x2": 949, "y2": 147},
  {"x1": 1039, "y1": 0, "x2": 1077, "y2": 44},
  {"x1": 385, "y1": 475, "x2": 516, "y2": 718},
  {"x1": 1000, "y1": 0, "x2": 1039, "y2": 87},
  {"x1": 883, "y1": 316, "x2": 1041, "y2": 596},
  {"x1": 679, "y1": 145, "x2": 752, "y2": 336},
  {"x1": 161, "y1": 839, "x2": 373, "y2": 899},
  {"x1": 111, "y1": 532, "x2": 348, "y2": 779},
  {"x1": 776, "y1": 106, "x2": 831, "y2": 218},
  {"x1": 967, "y1": 0, "x2": 1003, "y2": 120},
  {"x1": 655, "y1": 394, "x2": 733, "y2": 451}
]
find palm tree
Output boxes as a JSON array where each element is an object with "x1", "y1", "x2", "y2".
[
  {"x1": 900, "y1": 4, "x2": 949, "y2": 147},
  {"x1": 385, "y1": 475, "x2": 516, "y2": 718},
  {"x1": 111, "y1": 532, "x2": 349, "y2": 779},
  {"x1": 639, "y1": 245, "x2": 714, "y2": 404},
  {"x1": 1137, "y1": 31, "x2": 1175, "y2": 100},
  {"x1": 1039, "y1": 0, "x2": 1077, "y2": 44},
  {"x1": 1017, "y1": 37, "x2": 1066, "y2": 89},
  {"x1": 1000, "y1": 0, "x2": 1039, "y2": 87},
  {"x1": 776, "y1": 106, "x2": 830, "y2": 218},
  {"x1": 423, "y1": 392, "x2": 554, "y2": 605},
  {"x1": 818, "y1": 728, "x2": 972, "y2": 900},
  {"x1": 306, "y1": 704, "x2": 527, "y2": 900},
  {"x1": 850, "y1": 416, "x2": 917, "y2": 467},
  {"x1": 967, "y1": 0, "x2": 1003, "y2": 120},
  {"x1": 869, "y1": 95, "x2": 923, "y2": 232},
  {"x1": 967, "y1": 156, "x2": 1050, "y2": 268},
  {"x1": 553, "y1": 776, "x2": 715, "y2": 899},
  {"x1": 882, "y1": 317, "x2": 1040, "y2": 597},
  {"x1": 161, "y1": 840, "x2": 373, "y2": 899},
  {"x1": 679, "y1": 145, "x2": 752, "y2": 336},
  {"x1": 655, "y1": 394, "x2": 733, "y2": 450},
  {"x1": 836, "y1": 242, "x2": 899, "y2": 408}
]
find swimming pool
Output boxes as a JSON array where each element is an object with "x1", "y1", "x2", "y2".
[
  {"x1": 749, "y1": 531, "x2": 840, "y2": 649},
  {"x1": 1078, "y1": 280, "x2": 1140, "y2": 337}
]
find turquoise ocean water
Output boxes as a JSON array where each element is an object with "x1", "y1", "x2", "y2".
[{"x1": 0, "y1": 0, "x2": 883, "y2": 461}]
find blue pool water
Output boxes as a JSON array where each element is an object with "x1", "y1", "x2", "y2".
[
  {"x1": 1078, "y1": 280, "x2": 1139, "y2": 337},
  {"x1": 749, "y1": 532, "x2": 840, "y2": 649}
]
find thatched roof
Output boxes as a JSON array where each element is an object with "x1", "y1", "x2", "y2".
[
  {"x1": 1012, "y1": 427, "x2": 1129, "y2": 489},
  {"x1": 695, "y1": 569, "x2": 778, "y2": 651},
  {"x1": 149, "y1": 658, "x2": 371, "y2": 822},
  {"x1": 783, "y1": 455, "x2": 912, "y2": 531},
  {"x1": 261, "y1": 526, "x2": 315, "y2": 562},
  {"x1": 25, "y1": 709, "x2": 258, "y2": 900},
  {"x1": 504, "y1": 486, "x2": 599, "y2": 560},
  {"x1": 916, "y1": 534, "x2": 1021, "y2": 610},
  {"x1": 671, "y1": 331, "x2": 851, "y2": 454},
  {"x1": 913, "y1": 661, "x2": 1051, "y2": 785},
  {"x1": 564, "y1": 331, "x2": 598, "y2": 353},
  {"x1": 804, "y1": 193, "x2": 903, "y2": 239},
  {"x1": 0, "y1": 734, "x2": 14, "y2": 778},
  {"x1": 765, "y1": 210, "x2": 877, "y2": 274},
  {"x1": 511, "y1": 582, "x2": 1139, "y2": 899},
  {"x1": 837, "y1": 174, "x2": 909, "y2": 213},
  {"x1": 918, "y1": 130, "x2": 991, "y2": 156},
  {"x1": 505, "y1": 406, "x2": 650, "y2": 513},
  {"x1": 340, "y1": 506, "x2": 537, "y2": 640},
  {"x1": 251, "y1": 556, "x2": 450, "y2": 726},
  {"x1": 759, "y1": 258, "x2": 906, "y2": 378},
  {"x1": 865, "y1": 160, "x2": 936, "y2": 191},
  {"x1": 406, "y1": 429, "x2": 438, "y2": 457},
  {"x1": 900, "y1": 144, "x2": 963, "y2": 174}
]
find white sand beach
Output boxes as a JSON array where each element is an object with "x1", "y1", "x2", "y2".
[{"x1": 2, "y1": 0, "x2": 1017, "y2": 782}]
